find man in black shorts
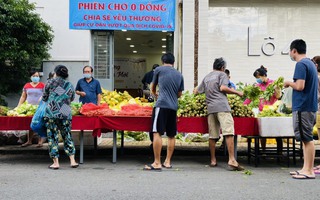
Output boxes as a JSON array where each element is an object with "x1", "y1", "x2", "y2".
[{"x1": 143, "y1": 53, "x2": 184, "y2": 171}]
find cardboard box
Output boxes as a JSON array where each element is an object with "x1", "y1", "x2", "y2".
[
  {"x1": 258, "y1": 117, "x2": 294, "y2": 137},
  {"x1": 71, "y1": 130, "x2": 102, "y2": 146}
]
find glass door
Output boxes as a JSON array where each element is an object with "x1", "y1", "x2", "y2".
[{"x1": 92, "y1": 31, "x2": 114, "y2": 91}]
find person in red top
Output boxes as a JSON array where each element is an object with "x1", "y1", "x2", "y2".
[
  {"x1": 244, "y1": 66, "x2": 281, "y2": 111},
  {"x1": 19, "y1": 69, "x2": 45, "y2": 147},
  {"x1": 244, "y1": 66, "x2": 281, "y2": 149}
]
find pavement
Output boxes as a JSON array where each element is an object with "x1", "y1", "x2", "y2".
[{"x1": 1, "y1": 138, "x2": 320, "y2": 200}]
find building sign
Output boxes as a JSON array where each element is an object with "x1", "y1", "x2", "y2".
[
  {"x1": 69, "y1": 0, "x2": 175, "y2": 31},
  {"x1": 247, "y1": 27, "x2": 291, "y2": 56}
]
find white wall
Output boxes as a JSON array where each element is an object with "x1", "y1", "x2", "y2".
[
  {"x1": 29, "y1": 0, "x2": 320, "y2": 93},
  {"x1": 207, "y1": 0, "x2": 320, "y2": 86},
  {"x1": 30, "y1": 0, "x2": 91, "y2": 61},
  {"x1": 181, "y1": 0, "x2": 195, "y2": 91},
  {"x1": 181, "y1": 0, "x2": 210, "y2": 91}
]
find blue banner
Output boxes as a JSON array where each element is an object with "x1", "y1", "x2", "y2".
[{"x1": 69, "y1": 0, "x2": 175, "y2": 31}]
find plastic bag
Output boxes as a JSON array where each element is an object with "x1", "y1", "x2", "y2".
[
  {"x1": 30, "y1": 101, "x2": 47, "y2": 137},
  {"x1": 278, "y1": 87, "x2": 292, "y2": 114}
]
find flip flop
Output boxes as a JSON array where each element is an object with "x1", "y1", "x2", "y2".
[
  {"x1": 313, "y1": 166, "x2": 320, "y2": 170},
  {"x1": 314, "y1": 169, "x2": 320, "y2": 175},
  {"x1": 162, "y1": 164, "x2": 173, "y2": 169},
  {"x1": 143, "y1": 164, "x2": 162, "y2": 171},
  {"x1": 48, "y1": 165, "x2": 59, "y2": 170},
  {"x1": 292, "y1": 174, "x2": 315, "y2": 179},
  {"x1": 228, "y1": 164, "x2": 244, "y2": 171},
  {"x1": 289, "y1": 170, "x2": 300, "y2": 175},
  {"x1": 209, "y1": 163, "x2": 217, "y2": 167},
  {"x1": 21, "y1": 143, "x2": 32, "y2": 147},
  {"x1": 71, "y1": 164, "x2": 79, "y2": 168}
]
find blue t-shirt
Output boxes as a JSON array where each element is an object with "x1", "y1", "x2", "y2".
[
  {"x1": 228, "y1": 80, "x2": 236, "y2": 89},
  {"x1": 152, "y1": 66, "x2": 184, "y2": 111},
  {"x1": 75, "y1": 78, "x2": 102, "y2": 105},
  {"x1": 292, "y1": 58, "x2": 318, "y2": 112}
]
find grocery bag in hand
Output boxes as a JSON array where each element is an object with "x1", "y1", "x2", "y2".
[
  {"x1": 30, "y1": 100, "x2": 47, "y2": 137},
  {"x1": 278, "y1": 87, "x2": 292, "y2": 114}
]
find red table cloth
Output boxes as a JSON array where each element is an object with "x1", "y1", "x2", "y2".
[
  {"x1": 0, "y1": 116, "x2": 98, "y2": 130},
  {"x1": 91, "y1": 116, "x2": 259, "y2": 136},
  {"x1": 0, "y1": 116, "x2": 259, "y2": 136}
]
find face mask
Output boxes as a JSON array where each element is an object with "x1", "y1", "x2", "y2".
[
  {"x1": 290, "y1": 56, "x2": 295, "y2": 61},
  {"x1": 31, "y1": 77, "x2": 40, "y2": 83},
  {"x1": 256, "y1": 78, "x2": 263, "y2": 84},
  {"x1": 83, "y1": 73, "x2": 91, "y2": 79}
]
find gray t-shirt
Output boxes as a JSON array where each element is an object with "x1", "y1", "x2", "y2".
[
  {"x1": 152, "y1": 66, "x2": 184, "y2": 111},
  {"x1": 197, "y1": 70, "x2": 231, "y2": 113}
]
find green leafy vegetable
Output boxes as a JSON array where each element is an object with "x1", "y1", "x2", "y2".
[{"x1": 262, "y1": 77, "x2": 284, "y2": 101}]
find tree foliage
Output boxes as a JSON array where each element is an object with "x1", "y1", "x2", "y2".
[{"x1": 0, "y1": 0, "x2": 53, "y2": 102}]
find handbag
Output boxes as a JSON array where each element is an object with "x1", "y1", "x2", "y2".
[{"x1": 30, "y1": 100, "x2": 47, "y2": 137}]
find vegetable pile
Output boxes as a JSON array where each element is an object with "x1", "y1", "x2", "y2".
[
  {"x1": 228, "y1": 95, "x2": 255, "y2": 117},
  {"x1": 0, "y1": 105, "x2": 9, "y2": 116},
  {"x1": 117, "y1": 131, "x2": 149, "y2": 141},
  {"x1": 258, "y1": 101, "x2": 291, "y2": 117},
  {"x1": 71, "y1": 102, "x2": 82, "y2": 116},
  {"x1": 6, "y1": 102, "x2": 38, "y2": 116},
  {"x1": 177, "y1": 92, "x2": 207, "y2": 117}
]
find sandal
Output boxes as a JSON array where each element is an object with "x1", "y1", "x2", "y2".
[
  {"x1": 21, "y1": 143, "x2": 32, "y2": 147},
  {"x1": 292, "y1": 174, "x2": 315, "y2": 179},
  {"x1": 209, "y1": 163, "x2": 217, "y2": 167},
  {"x1": 313, "y1": 166, "x2": 320, "y2": 170},
  {"x1": 162, "y1": 163, "x2": 173, "y2": 169},
  {"x1": 71, "y1": 164, "x2": 79, "y2": 168},
  {"x1": 36, "y1": 144, "x2": 43, "y2": 148},
  {"x1": 48, "y1": 165, "x2": 59, "y2": 170},
  {"x1": 143, "y1": 164, "x2": 162, "y2": 171},
  {"x1": 289, "y1": 170, "x2": 300, "y2": 175},
  {"x1": 228, "y1": 164, "x2": 244, "y2": 171}
]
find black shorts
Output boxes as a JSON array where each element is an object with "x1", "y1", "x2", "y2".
[{"x1": 150, "y1": 107, "x2": 177, "y2": 138}]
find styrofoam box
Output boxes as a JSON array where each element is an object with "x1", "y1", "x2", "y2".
[{"x1": 258, "y1": 117, "x2": 294, "y2": 137}]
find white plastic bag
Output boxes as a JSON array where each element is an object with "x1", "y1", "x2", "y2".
[{"x1": 278, "y1": 87, "x2": 292, "y2": 114}]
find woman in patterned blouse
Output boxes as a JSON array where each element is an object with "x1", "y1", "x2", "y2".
[{"x1": 42, "y1": 65, "x2": 78, "y2": 170}]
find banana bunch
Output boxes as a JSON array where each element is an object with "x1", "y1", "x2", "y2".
[{"x1": 100, "y1": 88, "x2": 150, "y2": 111}]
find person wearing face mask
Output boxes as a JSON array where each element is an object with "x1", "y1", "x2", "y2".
[
  {"x1": 244, "y1": 66, "x2": 282, "y2": 150},
  {"x1": 244, "y1": 65, "x2": 281, "y2": 111},
  {"x1": 18, "y1": 69, "x2": 46, "y2": 147},
  {"x1": 284, "y1": 39, "x2": 318, "y2": 179},
  {"x1": 75, "y1": 66, "x2": 102, "y2": 105}
]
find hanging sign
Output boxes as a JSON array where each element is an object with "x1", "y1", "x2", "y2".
[{"x1": 69, "y1": 0, "x2": 175, "y2": 31}]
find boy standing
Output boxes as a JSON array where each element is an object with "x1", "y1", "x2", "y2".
[{"x1": 144, "y1": 53, "x2": 184, "y2": 170}]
